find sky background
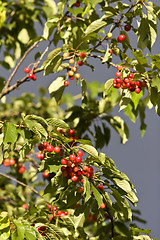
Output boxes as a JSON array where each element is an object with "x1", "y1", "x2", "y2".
[{"x1": 1, "y1": 0, "x2": 160, "y2": 238}]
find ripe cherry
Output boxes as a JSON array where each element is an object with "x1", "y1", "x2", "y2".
[
  {"x1": 77, "y1": 150, "x2": 83, "y2": 157},
  {"x1": 116, "y1": 65, "x2": 123, "y2": 71},
  {"x1": 69, "y1": 75, "x2": 74, "y2": 80},
  {"x1": 71, "y1": 175, "x2": 78, "y2": 182},
  {"x1": 24, "y1": 67, "x2": 30, "y2": 73},
  {"x1": 87, "y1": 166, "x2": 93, "y2": 173},
  {"x1": 36, "y1": 153, "x2": 45, "y2": 160},
  {"x1": 83, "y1": 165, "x2": 88, "y2": 171},
  {"x1": 18, "y1": 166, "x2": 26, "y2": 174},
  {"x1": 67, "y1": 160, "x2": 73, "y2": 167},
  {"x1": 68, "y1": 129, "x2": 75, "y2": 136},
  {"x1": 28, "y1": 73, "x2": 34, "y2": 79},
  {"x1": 97, "y1": 185, "x2": 104, "y2": 191},
  {"x1": 64, "y1": 80, "x2": 70, "y2": 86},
  {"x1": 77, "y1": 187, "x2": 84, "y2": 193},
  {"x1": 117, "y1": 34, "x2": 126, "y2": 43},
  {"x1": 115, "y1": 72, "x2": 121, "y2": 78},
  {"x1": 75, "y1": 1, "x2": 80, "y2": 7},
  {"x1": 43, "y1": 170, "x2": 50, "y2": 178},
  {"x1": 100, "y1": 202, "x2": 106, "y2": 209},
  {"x1": 46, "y1": 145, "x2": 54, "y2": 152},
  {"x1": 141, "y1": 81, "x2": 147, "y2": 88},
  {"x1": 116, "y1": 78, "x2": 122, "y2": 84},
  {"x1": 32, "y1": 75, "x2": 36, "y2": 81},
  {"x1": 43, "y1": 142, "x2": 49, "y2": 148},
  {"x1": 124, "y1": 25, "x2": 131, "y2": 31},
  {"x1": 73, "y1": 166, "x2": 79, "y2": 172},
  {"x1": 52, "y1": 206, "x2": 58, "y2": 211},
  {"x1": 22, "y1": 204, "x2": 28, "y2": 209},
  {"x1": 4, "y1": 159, "x2": 10, "y2": 167},
  {"x1": 54, "y1": 146, "x2": 60, "y2": 153},
  {"x1": 78, "y1": 61, "x2": 84, "y2": 66},
  {"x1": 61, "y1": 158, "x2": 68, "y2": 165},
  {"x1": 128, "y1": 73, "x2": 134, "y2": 79},
  {"x1": 79, "y1": 52, "x2": 86, "y2": 59},
  {"x1": 9, "y1": 159, "x2": 15, "y2": 165},
  {"x1": 38, "y1": 144, "x2": 45, "y2": 151},
  {"x1": 69, "y1": 154, "x2": 76, "y2": 161},
  {"x1": 75, "y1": 156, "x2": 82, "y2": 164},
  {"x1": 135, "y1": 87, "x2": 141, "y2": 94}
]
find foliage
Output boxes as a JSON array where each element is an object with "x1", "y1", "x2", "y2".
[{"x1": 0, "y1": 0, "x2": 159, "y2": 239}]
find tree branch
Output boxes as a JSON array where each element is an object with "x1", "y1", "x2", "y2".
[{"x1": 0, "y1": 171, "x2": 48, "y2": 202}]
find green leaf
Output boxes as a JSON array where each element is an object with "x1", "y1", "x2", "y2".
[
  {"x1": 42, "y1": 48, "x2": 62, "y2": 69},
  {"x1": 83, "y1": 176, "x2": 91, "y2": 202},
  {"x1": 3, "y1": 122, "x2": 18, "y2": 144},
  {"x1": 151, "y1": 75, "x2": 160, "y2": 92},
  {"x1": 46, "y1": 118, "x2": 69, "y2": 130},
  {"x1": 24, "y1": 225, "x2": 36, "y2": 240},
  {"x1": 119, "y1": 90, "x2": 132, "y2": 111},
  {"x1": 91, "y1": 184, "x2": 103, "y2": 208},
  {"x1": 112, "y1": 178, "x2": 132, "y2": 193},
  {"x1": 13, "y1": 220, "x2": 25, "y2": 239},
  {"x1": 137, "y1": 18, "x2": 149, "y2": 50},
  {"x1": 130, "y1": 226, "x2": 151, "y2": 235},
  {"x1": 84, "y1": 19, "x2": 107, "y2": 36},
  {"x1": 132, "y1": 50, "x2": 148, "y2": 65},
  {"x1": 18, "y1": 28, "x2": 30, "y2": 44},
  {"x1": 79, "y1": 144, "x2": 98, "y2": 158},
  {"x1": 104, "y1": 79, "x2": 114, "y2": 95},
  {"x1": 48, "y1": 76, "x2": 65, "y2": 102},
  {"x1": 81, "y1": 78, "x2": 87, "y2": 108}
]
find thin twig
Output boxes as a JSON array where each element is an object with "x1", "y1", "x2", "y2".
[
  {"x1": 4, "y1": 41, "x2": 39, "y2": 91},
  {"x1": 0, "y1": 171, "x2": 48, "y2": 202}
]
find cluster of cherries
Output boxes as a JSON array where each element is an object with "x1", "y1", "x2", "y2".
[
  {"x1": 47, "y1": 205, "x2": 68, "y2": 221},
  {"x1": 63, "y1": 52, "x2": 86, "y2": 87},
  {"x1": 112, "y1": 66, "x2": 147, "y2": 94},
  {"x1": 24, "y1": 67, "x2": 36, "y2": 81},
  {"x1": 3, "y1": 158, "x2": 26, "y2": 174}
]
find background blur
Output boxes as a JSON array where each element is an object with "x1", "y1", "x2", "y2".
[{"x1": 1, "y1": 0, "x2": 160, "y2": 238}]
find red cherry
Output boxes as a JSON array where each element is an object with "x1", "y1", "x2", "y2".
[
  {"x1": 47, "y1": 204, "x2": 52, "y2": 210},
  {"x1": 97, "y1": 185, "x2": 104, "y2": 191},
  {"x1": 32, "y1": 74, "x2": 36, "y2": 81},
  {"x1": 61, "y1": 158, "x2": 68, "y2": 165},
  {"x1": 38, "y1": 144, "x2": 45, "y2": 151},
  {"x1": 9, "y1": 159, "x2": 15, "y2": 165},
  {"x1": 73, "y1": 166, "x2": 79, "y2": 172},
  {"x1": 22, "y1": 204, "x2": 28, "y2": 209},
  {"x1": 116, "y1": 65, "x2": 123, "y2": 70},
  {"x1": 141, "y1": 81, "x2": 147, "y2": 88},
  {"x1": 75, "y1": 156, "x2": 82, "y2": 164},
  {"x1": 74, "y1": 1, "x2": 80, "y2": 7},
  {"x1": 77, "y1": 150, "x2": 83, "y2": 157},
  {"x1": 116, "y1": 78, "x2": 122, "y2": 84},
  {"x1": 61, "y1": 166, "x2": 66, "y2": 172},
  {"x1": 77, "y1": 187, "x2": 84, "y2": 193},
  {"x1": 128, "y1": 73, "x2": 134, "y2": 79},
  {"x1": 37, "y1": 226, "x2": 47, "y2": 232},
  {"x1": 120, "y1": 82, "x2": 127, "y2": 89},
  {"x1": 52, "y1": 206, "x2": 58, "y2": 211},
  {"x1": 28, "y1": 73, "x2": 34, "y2": 79},
  {"x1": 123, "y1": 77, "x2": 130, "y2": 83},
  {"x1": 110, "y1": 49, "x2": 113, "y2": 55},
  {"x1": 4, "y1": 159, "x2": 10, "y2": 167},
  {"x1": 115, "y1": 72, "x2": 121, "y2": 78},
  {"x1": 71, "y1": 175, "x2": 78, "y2": 182},
  {"x1": 43, "y1": 142, "x2": 49, "y2": 147},
  {"x1": 126, "y1": 82, "x2": 131, "y2": 88},
  {"x1": 78, "y1": 61, "x2": 84, "y2": 66},
  {"x1": 36, "y1": 153, "x2": 45, "y2": 160},
  {"x1": 54, "y1": 146, "x2": 60, "y2": 153},
  {"x1": 43, "y1": 170, "x2": 50, "y2": 178},
  {"x1": 82, "y1": 170, "x2": 87, "y2": 176},
  {"x1": 100, "y1": 202, "x2": 106, "y2": 209},
  {"x1": 76, "y1": 170, "x2": 82, "y2": 176},
  {"x1": 83, "y1": 165, "x2": 88, "y2": 171},
  {"x1": 67, "y1": 160, "x2": 73, "y2": 167},
  {"x1": 124, "y1": 25, "x2": 131, "y2": 31},
  {"x1": 69, "y1": 75, "x2": 74, "y2": 80},
  {"x1": 79, "y1": 52, "x2": 86, "y2": 59},
  {"x1": 136, "y1": 80, "x2": 141, "y2": 87},
  {"x1": 64, "y1": 80, "x2": 70, "y2": 86},
  {"x1": 69, "y1": 154, "x2": 76, "y2": 161},
  {"x1": 117, "y1": 34, "x2": 126, "y2": 43},
  {"x1": 18, "y1": 166, "x2": 26, "y2": 174},
  {"x1": 46, "y1": 145, "x2": 54, "y2": 152},
  {"x1": 68, "y1": 129, "x2": 75, "y2": 136},
  {"x1": 49, "y1": 216, "x2": 53, "y2": 221},
  {"x1": 87, "y1": 166, "x2": 93, "y2": 173},
  {"x1": 24, "y1": 67, "x2": 30, "y2": 73},
  {"x1": 135, "y1": 87, "x2": 141, "y2": 94}
]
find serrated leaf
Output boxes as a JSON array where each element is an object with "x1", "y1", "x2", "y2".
[
  {"x1": 83, "y1": 176, "x2": 91, "y2": 202},
  {"x1": 42, "y1": 48, "x2": 62, "y2": 69},
  {"x1": 112, "y1": 178, "x2": 132, "y2": 193},
  {"x1": 46, "y1": 118, "x2": 69, "y2": 130},
  {"x1": 3, "y1": 122, "x2": 18, "y2": 144},
  {"x1": 13, "y1": 220, "x2": 25, "y2": 239},
  {"x1": 137, "y1": 18, "x2": 149, "y2": 50},
  {"x1": 79, "y1": 144, "x2": 98, "y2": 158},
  {"x1": 84, "y1": 19, "x2": 107, "y2": 36},
  {"x1": 24, "y1": 115, "x2": 48, "y2": 127},
  {"x1": 34, "y1": 122, "x2": 48, "y2": 138}
]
